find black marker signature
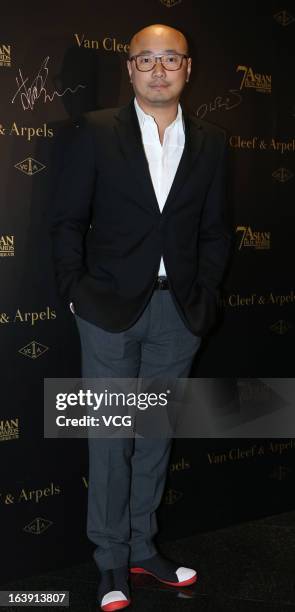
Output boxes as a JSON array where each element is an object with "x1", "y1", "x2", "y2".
[
  {"x1": 195, "y1": 89, "x2": 243, "y2": 119},
  {"x1": 11, "y1": 56, "x2": 86, "y2": 111}
]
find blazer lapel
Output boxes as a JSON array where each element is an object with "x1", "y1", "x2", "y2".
[
  {"x1": 114, "y1": 99, "x2": 205, "y2": 215},
  {"x1": 162, "y1": 110, "x2": 204, "y2": 213},
  {"x1": 114, "y1": 100, "x2": 160, "y2": 215}
]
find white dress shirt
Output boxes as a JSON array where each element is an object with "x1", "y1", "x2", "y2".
[{"x1": 134, "y1": 97, "x2": 185, "y2": 277}]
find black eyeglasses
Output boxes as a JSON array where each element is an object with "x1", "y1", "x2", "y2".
[{"x1": 129, "y1": 53, "x2": 189, "y2": 72}]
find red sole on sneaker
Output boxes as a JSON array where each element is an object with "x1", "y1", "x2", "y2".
[
  {"x1": 130, "y1": 567, "x2": 197, "y2": 587},
  {"x1": 101, "y1": 598, "x2": 131, "y2": 611}
]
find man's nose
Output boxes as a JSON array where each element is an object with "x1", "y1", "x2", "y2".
[{"x1": 152, "y1": 57, "x2": 166, "y2": 77}]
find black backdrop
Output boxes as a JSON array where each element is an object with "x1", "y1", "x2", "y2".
[{"x1": 1, "y1": 0, "x2": 295, "y2": 581}]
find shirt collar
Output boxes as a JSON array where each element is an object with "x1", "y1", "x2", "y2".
[{"x1": 134, "y1": 96, "x2": 183, "y2": 131}]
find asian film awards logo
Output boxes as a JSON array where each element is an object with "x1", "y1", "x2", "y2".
[
  {"x1": 0, "y1": 235, "x2": 14, "y2": 257},
  {"x1": 236, "y1": 226, "x2": 270, "y2": 250},
  {"x1": 236, "y1": 65, "x2": 271, "y2": 94},
  {"x1": 0, "y1": 418, "x2": 19, "y2": 442},
  {"x1": 0, "y1": 43, "x2": 11, "y2": 67}
]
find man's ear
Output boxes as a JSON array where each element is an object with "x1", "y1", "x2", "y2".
[
  {"x1": 127, "y1": 59, "x2": 132, "y2": 80},
  {"x1": 186, "y1": 57, "x2": 192, "y2": 82}
]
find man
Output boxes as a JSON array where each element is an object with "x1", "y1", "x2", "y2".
[{"x1": 51, "y1": 24, "x2": 232, "y2": 611}]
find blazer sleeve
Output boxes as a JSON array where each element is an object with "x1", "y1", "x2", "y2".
[
  {"x1": 196, "y1": 130, "x2": 233, "y2": 296},
  {"x1": 50, "y1": 116, "x2": 97, "y2": 305}
]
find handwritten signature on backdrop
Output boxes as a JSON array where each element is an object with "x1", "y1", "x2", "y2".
[
  {"x1": 194, "y1": 89, "x2": 243, "y2": 119},
  {"x1": 11, "y1": 56, "x2": 86, "y2": 111}
]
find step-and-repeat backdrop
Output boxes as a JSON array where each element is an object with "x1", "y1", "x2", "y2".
[{"x1": 1, "y1": 0, "x2": 294, "y2": 581}]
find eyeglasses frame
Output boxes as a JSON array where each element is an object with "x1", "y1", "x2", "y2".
[{"x1": 129, "y1": 53, "x2": 189, "y2": 72}]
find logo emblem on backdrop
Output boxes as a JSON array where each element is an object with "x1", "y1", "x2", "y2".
[
  {"x1": 273, "y1": 10, "x2": 295, "y2": 26},
  {"x1": 236, "y1": 226, "x2": 271, "y2": 250},
  {"x1": 19, "y1": 341, "x2": 49, "y2": 359},
  {"x1": 0, "y1": 418, "x2": 19, "y2": 442},
  {"x1": 269, "y1": 466, "x2": 292, "y2": 481},
  {"x1": 23, "y1": 518, "x2": 53, "y2": 535},
  {"x1": 270, "y1": 320, "x2": 292, "y2": 335},
  {"x1": 236, "y1": 65, "x2": 271, "y2": 94},
  {"x1": 164, "y1": 488, "x2": 183, "y2": 505},
  {"x1": 272, "y1": 167, "x2": 294, "y2": 183},
  {"x1": 15, "y1": 157, "x2": 45, "y2": 176},
  {"x1": 0, "y1": 235, "x2": 14, "y2": 257},
  {"x1": 0, "y1": 43, "x2": 11, "y2": 67},
  {"x1": 160, "y1": 0, "x2": 182, "y2": 7}
]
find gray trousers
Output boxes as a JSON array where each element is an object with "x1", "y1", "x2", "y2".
[{"x1": 75, "y1": 289, "x2": 201, "y2": 571}]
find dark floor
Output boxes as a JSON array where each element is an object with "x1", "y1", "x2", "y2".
[{"x1": 2, "y1": 511, "x2": 295, "y2": 611}]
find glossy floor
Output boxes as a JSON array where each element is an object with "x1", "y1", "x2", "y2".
[{"x1": 2, "y1": 511, "x2": 295, "y2": 611}]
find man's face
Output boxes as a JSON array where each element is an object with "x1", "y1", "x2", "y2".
[{"x1": 127, "y1": 27, "x2": 191, "y2": 108}]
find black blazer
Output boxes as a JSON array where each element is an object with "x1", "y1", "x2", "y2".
[{"x1": 51, "y1": 98, "x2": 233, "y2": 336}]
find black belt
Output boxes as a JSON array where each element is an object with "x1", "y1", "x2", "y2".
[{"x1": 154, "y1": 276, "x2": 169, "y2": 290}]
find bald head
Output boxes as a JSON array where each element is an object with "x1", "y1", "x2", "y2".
[
  {"x1": 129, "y1": 24, "x2": 189, "y2": 57},
  {"x1": 127, "y1": 23, "x2": 191, "y2": 115}
]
